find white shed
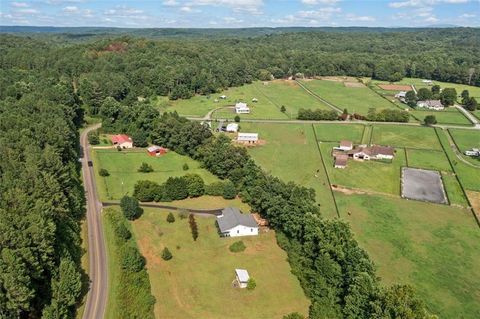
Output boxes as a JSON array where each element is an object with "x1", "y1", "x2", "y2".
[
  {"x1": 226, "y1": 123, "x2": 239, "y2": 132},
  {"x1": 235, "y1": 102, "x2": 250, "y2": 114},
  {"x1": 237, "y1": 133, "x2": 258, "y2": 143},
  {"x1": 235, "y1": 269, "x2": 250, "y2": 288}
]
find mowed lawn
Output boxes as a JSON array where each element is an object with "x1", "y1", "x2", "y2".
[
  {"x1": 300, "y1": 79, "x2": 397, "y2": 114},
  {"x1": 337, "y1": 193, "x2": 480, "y2": 319},
  {"x1": 314, "y1": 123, "x2": 365, "y2": 143},
  {"x1": 371, "y1": 125, "x2": 442, "y2": 150},
  {"x1": 241, "y1": 122, "x2": 338, "y2": 218},
  {"x1": 320, "y1": 142, "x2": 405, "y2": 195},
  {"x1": 131, "y1": 209, "x2": 310, "y2": 319},
  {"x1": 406, "y1": 149, "x2": 452, "y2": 172},
  {"x1": 448, "y1": 129, "x2": 480, "y2": 152},
  {"x1": 92, "y1": 149, "x2": 219, "y2": 200},
  {"x1": 410, "y1": 109, "x2": 472, "y2": 126},
  {"x1": 257, "y1": 80, "x2": 332, "y2": 117}
]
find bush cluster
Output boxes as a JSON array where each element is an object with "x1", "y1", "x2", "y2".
[
  {"x1": 229, "y1": 241, "x2": 246, "y2": 253},
  {"x1": 297, "y1": 108, "x2": 338, "y2": 120}
]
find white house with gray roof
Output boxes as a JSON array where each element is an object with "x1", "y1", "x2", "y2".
[{"x1": 217, "y1": 207, "x2": 258, "y2": 237}]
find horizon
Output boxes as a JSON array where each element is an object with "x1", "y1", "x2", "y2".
[{"x1": 0, "y1": 0, "x2": 478, "y2": 29}]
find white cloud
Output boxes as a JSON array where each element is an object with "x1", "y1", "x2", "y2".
[
  {"x1": 16, "y1": 8, "x2": 39, "y2": 14},
  {"x1": 460, "y1": 13, "x2": 476, "y2": 17},
  {"x1": 223, "y1": 16, "x2": 243, "y2": 23},
  {"x1": 345, "y1": 13, "x2": 375, "y2": 22},
  {"x1": 189, "y1": 0, "x2": 264, "y2": 14},
  {"x1": 63, "y1": 6, "x2": 79, "y2": 13},
  {"x1": 301, "y1": 0, "x2": 341, "y2": 4},
  {"x1": 272, "y1": 7, "x2": 341, "y2": 25},
  {"x1": 11, "y1": 2, "x2": 29, "y2": 7},
  {"x1": 180, "y1": 6, "x2": 193, "y2": 12},
  {"x1": 163, "y1": 0, "x2": 179, "y2": 6},
  {"x1": 389, "y1": 0, "x2": 469, "y2": 8}
]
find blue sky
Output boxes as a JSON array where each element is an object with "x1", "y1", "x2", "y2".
[{"x1": 0, "y1": 0, "x2": 478, "y2": 28}]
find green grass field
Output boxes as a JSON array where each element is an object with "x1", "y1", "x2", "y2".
[
  {"x1": 300, "y1": 79, "x2": 398, "y2": 114},
  {"x1": 436, "y1": 128, "x2": 480, "y2": 192},
  {"x1": 92, "y1": 149, "x2": 219, "y2": 200},
  {"x1": 371, "y1": 125, "x2": 442, "y2": 150},
  {"x1": 442, "y1": 173, "x2": 469, "y2": 207},
  {"x1": 337, "y1": 193, "x2": 480, "y2": 319},
  {"x1": 406, "y1": 149, "x2": 452, "y2": 172},
  {"x1": 314, "y1": 123, "x2": 365, "y2": 143},
  {"x1": 240, "y1": 122, "x2": 338, "y2": 218},
  {"x1": 320, "y1": 142, "x2": 405, "y2": 195},
  {"x1": 131, "y1": 208, "x2": 310, "y2": 319},
  {"x1": 448, "y1": 129, "x2": 480, "y2": 152},
  {"x1": 410, "y1": 109, "x2": 472, "y2": 126}
]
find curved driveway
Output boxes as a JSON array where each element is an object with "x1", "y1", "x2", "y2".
[{"x1": 81, "y1": 123, "x2": 108, "y2": 319}]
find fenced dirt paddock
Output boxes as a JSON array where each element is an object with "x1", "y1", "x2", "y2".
[
  {"x1": 378, "y1": 84, "x2": 412, "y2": 91},
  {"x1": 344, "y1": 82, "x2": 365, "y2": 88},
  {"x1": 401, "y1": 167, "x2": 447, "y2": 204},
  {"x1": 321, "y1": 76, "x2": 358, "y2": 82}
]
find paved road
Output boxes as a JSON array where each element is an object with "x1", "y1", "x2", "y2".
[{"x1": 81, "y1": 123, "x2": 108, "y2": 319}]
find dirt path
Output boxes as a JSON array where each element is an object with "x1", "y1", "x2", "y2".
[{"x1": 443, "y1": 129, "x2": 480, "y2": 168}]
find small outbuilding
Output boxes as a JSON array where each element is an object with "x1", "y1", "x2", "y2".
[
  {"x1": 334, "y1": 140, "x2": 353, "y2": 151},
  {"x1": 217, "y1": 207, "x2": 258, "y2": 237},
  {"x1": 237, "y1": 133, "x2": 258, "y2": 144},
  {"x1": 465, "y1": 148, "x2": 480, "y2": 157},
  {"x1": 252, "y1": 98, "x2": 258, "y2": 103},
  {"x1": 226, "y1": 123, "x2": 239, "y2": 133},
  {"x1": 235, "y1": 102, "x2": 250, "y2": 114},
  {"x1": 111, "y1": 134, "x2": 133, "y2": 149},
  {"x1": 147, "y1": 145, "x2": 168, "y2": 156},
  {"x1": 235, "y1": 269, "x2": 250, "y2": 289},
  {"x1": 334, "y1": 154, "x2": 348, "y2": 169},
  {"x1": 220, "y1": 95, "x2": 227, "y2": 99}
]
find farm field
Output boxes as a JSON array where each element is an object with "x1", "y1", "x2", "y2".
[
  {"x1": 448, "y1": 129, "x2": 480, "y2": 152},
  {"x1": 320, "y1": 142, "x2": 405, "y2": 195},
  {"x1": 240, "y1": 122, "x2": 338, "y2": 218},
  {"x1": 368, "y1": 77, "x2": 480, "y2": 99},
  {"x1": 371, "y1": 125, "x2": 442, "y2": 150},
  {"x1": 131, "y1": 208, "x2": 310, "y2": 319},
  {"x1": 406, "y1": 149, "x2": 452, "y2": 172},
  {"x1": 337, "y1": 193, "x2": 480, "y2": 319},
  {"x1": 442, "y1": 173, "x2": 469, "y2": 207},
  {"x1": 410, "y1": 109, "x2": 472, "y2": 126},
  {"x1": 436, "y1": 128, "x2": 480, "y2": 192},
  {"x1": 92, "y1": 149, "x2": 219, "y2": 201},
  {"x1": 299, "y1": 79, "x2": 398, "y2": 114},
  {"x1": 314, "y1": 123, "x2": 365, "y2": 143}
]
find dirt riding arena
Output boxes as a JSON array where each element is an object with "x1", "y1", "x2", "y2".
[
  {"x1": 321, "y1": 76, "x2": 358, "y2": 82},
  {"x1": 378, "y1": 84, "x2": 413, "y2": 91},
  {"x1": 344, "y1": 81, "x2": 365, "y2": 88},
  {"x1": 233, "y1": 139, "x2": 267, "y2": 147},
  {"x1": 401, "y1": 167, "x2": 447, "y2": 204}
]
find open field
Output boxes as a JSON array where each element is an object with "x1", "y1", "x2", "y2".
[
  {"x1": 442, "y1": 173, "x2": 469, "y2": 207},
  {"x1": 314, "y1": 123, "x2": 365, "y2": 143},
  {"x1": 377, "y1": 84, "x2": 413, "y2": 91},
  {"x1": 337, "y1": 193, "x2": 480, "y2": 319},
  {"x1": 131, "y1": 208, "x2": 310, "y2": 319},
  {"x1": 371, "y1": 125, "x2": 442, "y2": 150},
  {"x1": 406, "y1": 149, "x2": 452, "y2": 172},
  {"x1": 240, "y1": 122, "x2": 338, "y2": 218},
  {"x1": 448, "y1": 129, "x2": 480, "y2": 152},
  {"x1": 436, "y1": 128, "x2": 480, "y2": 192},
  {"x1": 368, "y1": 77, "x2": 480, "y2": 99},
  {"x1": 92, "y1": 149, "x2": 219, "y2": 201},
  {"x1": 299, "y1": 79, "x2": 398, "y2": 114},
  {"x1": 320, "y1": 142, "x2": 405, "y2": 195},
  {"x1": 410, "y1": 109, "x2": 472, "y2": 126}
]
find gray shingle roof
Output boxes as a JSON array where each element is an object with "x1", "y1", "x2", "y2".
[{"x1": 217, "y1": 207, "x2": 258, "y2": 232}]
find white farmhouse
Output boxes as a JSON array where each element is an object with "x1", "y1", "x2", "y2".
[
  {"x1": 237, "y1": 133, "x2": 258, "y2": 143},
  {"x1": 226, "y1": 123, "x2": 239, "y2": 132},
  {"x1": 417, "y1": 100, "x2": 444, "y2": 110},
  {"x1": 235, "y1": 102, "x2": 250, "y2": 114},
  {"x1": 217, "y1": 207, "x2": 258, "y2": 237},
  {"x1": 235, "y1": 269, "x2": 250, "y2": 288}
]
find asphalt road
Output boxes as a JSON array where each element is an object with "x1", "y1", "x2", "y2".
[{"x1": 81, "y1": 123, "x2": 108, "y2": 319}]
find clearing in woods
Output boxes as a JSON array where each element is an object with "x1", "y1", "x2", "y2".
[{"x1": 131, "y1": 208, "x2": 310, "y2": 319}]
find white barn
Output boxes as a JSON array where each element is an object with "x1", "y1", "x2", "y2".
[
  {"x1": 226, "y1": 123, "x2": 239, "y2": 132},
  {"x1": 235, "y1": 102, "x2": 250, "y2": 114},
  {"x1": 217, "y1": 207, "x2": 258, "y2": 237},
  {"x1": 237, "y1": 133, "x2": 258, "y2": 143},
  {"x1": 235, "y1": 269, "x2": 250, "y2": 288}
]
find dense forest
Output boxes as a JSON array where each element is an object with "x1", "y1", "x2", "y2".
[{"x1": 1, "y1": 27, "x2": 478, "y2": 318}]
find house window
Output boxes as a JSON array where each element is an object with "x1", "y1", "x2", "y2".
[
  {"x1": 237, "y1": 230, "x2": 239, "y2": 234},
  {"x1": 251, "y1": 228, "x2": 253, "y2": 232}
]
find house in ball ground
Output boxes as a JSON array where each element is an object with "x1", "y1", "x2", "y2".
[
  {"x1": 217, "y1": 207, "x2": 258, "y2": 237},
  {"x1": 110, "y1": 134, "x2": 133, "y2": 149}
]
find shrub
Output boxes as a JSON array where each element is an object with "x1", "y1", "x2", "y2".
[
  {"x1": 234, "y1": 115, "x2": 240, "y2": 122},
  {"x1": 283, "y1": 313, "x2": 305, "y2": 319},
  {"x1": 121, "y1": 246, "x2": 145, "y2": 272},
  {"x1": 114, "y1": 222, "x2": 132, "y2": 241},
  {"x1": 178, "y1": 209, "x2": 189, "y2": 219},
  {"x1": 120, "y1": 196, "x2": 144, "y2": 220},
  {"x1": 205, "y1": 181, "x2": 225, "y2": 196},
  {"x1": 189, "y1": 214, "x2": 199, "y2": 241},
  {"x1": 138, "y1": 162, "x2": 154, "y2": 173},
  {"x1": 247, "y1": 278, "x2": 256, "y2": 290},
  {"x1": 281, "y1": 105, "x2": 286, "y2": 113},
  {"x1": 184, "y1": 173, "x2": 205, "y2": 197},
  {"x1": 164, "y1": 176, "x2": 188, "y2": 201},
  {"x1": 424, "y1": 115, "x2": 437, "y2": 126},
  {"x1": 99, "y1": 168, "x2": 110, "y2": 177},
  {"x1": 297, "y1": 108, "x2": 338, "y2": 120},
  {"x1": 183, "y1": 163, "x2": 189, "y2": 171},
  {"x1": 229, "y1": 241, "x2": 246, "y2": 253},
  {"x1": 166, "y1": 212, "x2": 175, "y2": 223},
  {"x1": 88, "y1": 131, "x2": 100, "y2": 145},
  {"x1": 133, "y1": 180, "x2": 162, "y2": 202},
  {"x1": 222, "y1": 180, "x2": 237, "y2": 199},
  {"x1": 161, "y1": 247, "x2": 172, "y2": 261}
]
